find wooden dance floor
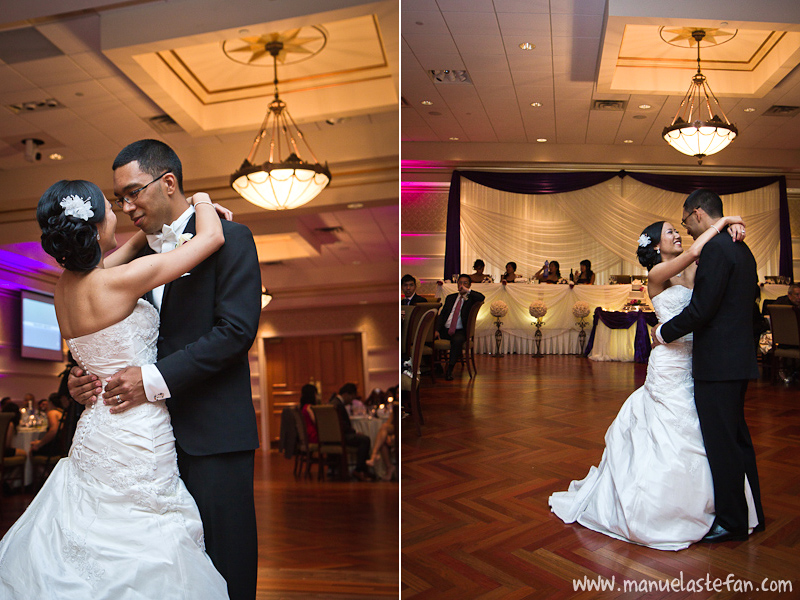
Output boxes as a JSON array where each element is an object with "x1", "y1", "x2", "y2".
[
  {"x1": 402, "y1": 355, "x2": 800, "y2": 599},
  {"x1": 0, "y1": 451, "x2": 399, "y2": 599}
]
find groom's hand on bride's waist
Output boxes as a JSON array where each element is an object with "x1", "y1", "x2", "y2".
[
  {"x1": 104, "y1": 367, "x2": 147, "y2": 414},
  {"x1": 68, "y1": 366, "x2": 101, "y2": 406}
]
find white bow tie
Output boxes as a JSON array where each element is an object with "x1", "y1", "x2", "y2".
[{"x1": 146, "y1": 224, "x2": 179, "y2": 253}]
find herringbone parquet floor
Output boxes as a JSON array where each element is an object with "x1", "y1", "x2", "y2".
[{"x1": 402, "y1": 355, "x2": 800, "y2": 599}]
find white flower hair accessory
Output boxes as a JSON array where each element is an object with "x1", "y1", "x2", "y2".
[
  {"x1": 638, "y1": 233, "x2": 651, "y2": 248},
  {"x1": 60, "y1": 195, "x2": 94, "y2": 221}
]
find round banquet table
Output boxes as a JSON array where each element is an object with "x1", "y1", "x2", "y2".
[{"x1": 13, "y1": 425, "x2": 47, "y2": 486}]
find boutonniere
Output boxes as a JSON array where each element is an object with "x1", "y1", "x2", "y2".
[{"x1": 177, "y1": 233, "x2": 193, "y2": 247}]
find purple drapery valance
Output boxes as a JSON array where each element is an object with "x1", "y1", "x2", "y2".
[
  {"x1": 444, "y1": 170, "x2": 792, "y2": 280},
  {"x1": 583, "y1": 307, "x2": 659, "y2": 363}
]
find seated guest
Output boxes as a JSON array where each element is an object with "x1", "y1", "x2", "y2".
[
  {"x1": 502, "y1": 262, "x2": 517, "y2": 283},
  {"x1": 435, "y1": 274, "x2": 486, "y2": 380},
  {"x1": 29, "y1": 393, "x2": 67, "y2": 457},
  {"x1": 774, "y1": 283, "x2": 800, "y2": 307},
  {"x1": 575, "y1": 259, "x2": 596, "y2": 285},
  {"x1": 2, "y1": 403, "x2": 26, "y2": 459},
  {"x1": 299, "y1": 383, "x2": 318, "y2": 444},
  {"x1": 364, "y1": 388, "x2": 386, "y2": 407},
  {"x1": 0, "y1": 397, "x2": 10, "y2": 410},
  {"x1": 401, "y1": 274, "x2": 426, "y2": 305},
  {"x1": 366, "y1": 407, "x2": 397, "y2": 481},
  {"x1": 470, "y1": 259, "x2": 486, "y2": 283},
  {"x1": 329, "y1": 383, "x2": 372, "y2": 481},
  {"x1": 534, "y1": 260, "x2": 560, "y2": 283}
]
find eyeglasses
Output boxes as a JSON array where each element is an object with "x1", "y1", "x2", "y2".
[
  {"x1": 114, "y1": 170, "x2": 170, "y2": 208},
  {"x1": 680, "y1": 208, "x2": 698, "y2": 227}
]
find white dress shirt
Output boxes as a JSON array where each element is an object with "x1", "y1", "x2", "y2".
[{"x1": 142, "y1": 206, "x2": 195, "y2": 402}]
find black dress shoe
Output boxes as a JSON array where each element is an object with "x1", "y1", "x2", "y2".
[
  {"x1": 700, "y1": 522, "x2": 749, "y2": 543},
  {"x1": 445, "y1": 365, "x2": 454, "y2": 381},
  {"x1": 752, "y1": 522, "x2": 765, "y2": 533}
]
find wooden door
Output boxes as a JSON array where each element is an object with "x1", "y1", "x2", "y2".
[{"x1": 264, "y1": 333, "x2": 364, "y2": 445}]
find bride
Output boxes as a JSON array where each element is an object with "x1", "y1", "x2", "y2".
[
  {"x1": 0, "y1": 179, "x2": 229, "y2": 598},
  {"x1": 548, "y1": 216, "x2": 759, "y2": 551}
]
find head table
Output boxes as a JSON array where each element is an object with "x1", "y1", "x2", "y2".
[{"x1": 435, "y1": 283, "x2": 788, "y2": 359}]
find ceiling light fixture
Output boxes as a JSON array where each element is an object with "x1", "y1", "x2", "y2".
[
  {"x1": 421, "y1": 100, "x2": 433, "y2": 105},
  {"x1": 743, "y1": 107, "x2": 756, "y2": 112},
  {"x1": 519, "y1": 42, "x2": 535, "y2": 50},
  {"x1": 536, "y1": 138, "x2": 547, "y2": 143},
  {"x1": 530, "y1": 102, "x2": 542, "y2": 107},
  {"x1": 230, "y1": 39, "x2": 331, "y2": 210},
  {"x1": 662, "y1": 30, "x2": 737, "y2": 164},
  {"x1": 623, "y1": 139, "x2": 633, "y2": 144},
  {"x1": 638, "y1": 104, "x2": 651, "y2": 109}
]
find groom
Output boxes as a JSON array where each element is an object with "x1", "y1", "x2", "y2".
[
  {"x1": 69, "y1": 139, "x2": 261, "y2": 600},
  {"x1": 654, "y1": 188, "x2": 764, "y2": 543}
]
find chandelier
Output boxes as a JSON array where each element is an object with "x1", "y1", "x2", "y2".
[
  {"x1": 230, "y1": 40, "x2": 331, "y2": 210},
  {"x1": 662, "y1": 30, "x2": 737, "y2": 165}
]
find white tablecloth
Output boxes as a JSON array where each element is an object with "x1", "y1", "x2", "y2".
[
  {"x1": 350, "y1": 415, "x2": 389, "y2": 447},
  {"x1": 13, "y1": 426, "x2": 46, "y2": 485},
  {"x1": 436, "y1": 283, "x2": 634, "y2": 355}
]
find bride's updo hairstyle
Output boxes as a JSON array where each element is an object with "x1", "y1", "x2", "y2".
[
  {"x1": 38, "y1": 180, "x2": 106, "y2": 273},
  {"x1": 636, "y1": 221, "x2": 665, "y2": 270}
]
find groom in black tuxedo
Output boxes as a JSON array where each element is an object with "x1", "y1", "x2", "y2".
[
  {"x1": 655, "y1": 188, "x2": 764, "y2": 543},
  {"x1": 70, "y1": 140, "x2": 261, "y2": 600}
]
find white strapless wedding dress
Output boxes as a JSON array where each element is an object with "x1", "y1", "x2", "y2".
[
  {"x1": 0, "y1": 300, "x2": 228, "y2": 599},
  {"x1": 548, "y1": 285, "x2": 757, "y2": 551}
]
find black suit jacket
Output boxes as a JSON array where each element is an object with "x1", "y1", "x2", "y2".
[
  {"x1": 330, "y1": 396, "x2": 355, "y2": 436},
  {"x1": 661, "y1": 232, "x2": 759, "y2": 381},
  {"x1": 440, "y1": 290, "x2": 485, "y2": 333},
  {"x1": 773, "y1": 295, "x2": 798, "y2": 307},
  {"x1": 401, "y1": 293, "x2": 426, "y2": 306},
  {"x1": 141, "y1": 216, "x2": 262, "y2": 455}
]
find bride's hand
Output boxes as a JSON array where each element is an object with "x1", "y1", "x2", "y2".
[
  {"x1": 718, "y1": 215, "x2": 745, "y2": 242},
  {"x1": 188, "y1": 193, "x2": 233, "y2": 221}
]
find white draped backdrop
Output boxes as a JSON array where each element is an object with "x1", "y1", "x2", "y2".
[{"x1": 459, "y1": 177, "x2": 781, "y2": 284}]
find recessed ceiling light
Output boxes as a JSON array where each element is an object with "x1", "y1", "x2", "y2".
[
  {"x1": 49, "y1": 153, "x2": 63, "y2": 160},
  {"x1": 421, "y1": 100, "x2": 433, "y2": 105},
  {"x1": 536, "y1": 138, "x2": 547, "y2": 143},
  {"x1": 638, "y1": 104, "x2": 651, "y2": 110},
  {"x1": 623, "y1": 140, "x2": 633, "y2": 144},
  {"x1": 346, "y1": 202, "x2": 364, "y2": 209},
  {"x1": 519, "y1": 42, "x2": 535, "y2": 50},
  {"x1": 744, "y1": 107, "x2": 756, "y2": 112},
  {"x1": 633, "y1": 115, "x2": 647, "y2": 120},
  {"x1": 530, "y1": 102, "x2": 542, "y2": 107},
  {"x1": 449, "y1": 137, "x2": 459, "y2": 140}
]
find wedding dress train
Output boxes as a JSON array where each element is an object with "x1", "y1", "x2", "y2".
[
  {"x1": 0, "y1": 300, "x2": 228, "y2": 598},
  {"x1": 548, "y1": 285, "x2": 757, "y2": 551}
]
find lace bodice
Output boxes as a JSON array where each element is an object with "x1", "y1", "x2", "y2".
[
  {"x1": 652, "y1": 284, "x2": 692, "y2": 324},
  {"x1": 66, "y1": 299, "x2": 159, "y2": 378}
]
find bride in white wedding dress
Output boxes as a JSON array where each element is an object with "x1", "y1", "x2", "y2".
[
  {"x1": 549, "y1": 216, "x2": 758, "y2": 551},
  {"x1": 0, "y1": 180, "x2": 229, "y2": 598}
]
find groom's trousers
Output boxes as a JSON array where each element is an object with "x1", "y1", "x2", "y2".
[
  {"x1": 694, "y1": 379, "x2": 764, "y2": 533},
  {"x1": 177, "y1": 446, "x2": 258, "y2": 600}
]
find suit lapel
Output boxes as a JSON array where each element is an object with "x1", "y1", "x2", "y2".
[{"x1": 161, "y1": 214, "x2": 197, "y2": 309}]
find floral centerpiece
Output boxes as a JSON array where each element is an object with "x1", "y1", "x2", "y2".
[
  {"x1": 529, "y1": 300, "x2": 547, "y2": 357},
  {"x1": 490, "y1": 300, "x2": 509, "y2": 318},
  {"x1": 529, "y1": 300, "x2": 547, "y2": 319},
  {"x1": 572, "y1": 301, "x2": 590, "y2": 319}
]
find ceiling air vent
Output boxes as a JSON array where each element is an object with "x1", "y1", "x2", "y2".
[
  {"x1": 315, "y1": 226, "x2": 344, "y2": 234},
  {"x1": 428, "y1": 69, "x2": 472, "y2": 84},
  {"x1": 592, "y1": 100, "x2": 628, "y2": 111},
  {"x1": 145, "y1": 114, "x2": 183, "y2": 134},
  {"x1": 7, "y1": 98, "x2": 63, "y2": 114},
  {"x1": 763, "y1": 105, "x2": 800, "y2": 117}
]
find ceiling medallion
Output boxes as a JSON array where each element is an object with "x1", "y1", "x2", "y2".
[
  {"x1": 659, "y1": 26, "x2": 737, "y2": 49},
  {"x1": 662, "y1": 29, "x2": 737, "y2": 165},
  {"x1": 222, "y1": 26, "x2": 327, "y2": 67}
]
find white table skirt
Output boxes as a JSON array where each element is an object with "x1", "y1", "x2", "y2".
[
  {"x1": 437, "y1": 283, "x2": 633, "y2": 355},
  {"x1": 13, "y1": 426, "x2": 46, "y2": 485}
]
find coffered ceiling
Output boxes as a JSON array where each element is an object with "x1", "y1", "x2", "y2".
[
  {"x1": 401, "y1": 0, "x2": 800, "y2": 180},
  {"x1": 0, "y1": 0, "x2": 399, "y2": 309}
]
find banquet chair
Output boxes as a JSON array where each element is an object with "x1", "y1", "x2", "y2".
[
  {"x1": 312, "y1": 404, "x2": 358, "y2": 481},
  {"x1": 0, "y1": 412, "x2": 26, "y2": 497},
  {"x1": 433, "y1": 300, "x2": 484, "y2": 378},
  {"x1": 402, "y1": 306, "x2": 437, "y2": 435},
  {"x1": 767, "y1": 304, "x2": 800, "y2": 383},
  {"x1": 290, "y1": 406, "x2": 321, "y2": 480},
  {"x1": 32, "y1": 408, "x2": 69, "y2": 491},
  {"x1": 420, "y1": 301, "x2": 441, "y2": 382}
]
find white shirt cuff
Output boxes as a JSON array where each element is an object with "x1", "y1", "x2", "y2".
[
  {"x1": 142, "y1": 364, "x2": 170, "y2": 402},
  {"x1": 654, "y1": 324, "x2": 666, "y2": 345}
]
